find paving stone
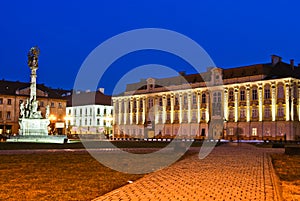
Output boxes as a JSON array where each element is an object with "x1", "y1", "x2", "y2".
[{"x1": 94, "y1": 143, "x2": 283, "y2": 201}]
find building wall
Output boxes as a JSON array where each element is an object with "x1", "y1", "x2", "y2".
[
  {"x1": 0, "y1": 95, "x2": 66, "y2": 135},
  {"x1": 113, "y1": 77, "x2": 300, "y2": 141},
  {"x1": 66, "y1": 105, "x2": 113, "y2": 135}
]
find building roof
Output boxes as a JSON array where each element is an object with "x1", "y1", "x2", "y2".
[
  {"x1": 124, "y1": 57, "x2": 300, "y2": 94},
  {"x1": 0, "y1": 79, "x2": 70, "y2": 99},
  {"x1": 65, "y1": 91, "x2": 112, "y2": 107}
]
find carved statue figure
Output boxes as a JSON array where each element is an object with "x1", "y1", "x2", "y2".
[
  {"x1": 27, "y1": 46, "x2": 40, "y2": 68},
  {"x1": 20, "y1": 102, "x2": 25, "y2": 118}
]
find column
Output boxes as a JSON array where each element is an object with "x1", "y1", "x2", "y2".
[
  {"x1": 258, "y1": 83, "x2": 263, "y2": 121},
  {"x1": 142, "y1": 97, "x2": 146, "y2": 124},
  {"x1": 162, "y1": 95, "x2": 167, "y2": 123},
  {"x1": 118, "y1": 99, "x2": 122, "y2": 125},
  {"x1": 206, "y1": 92, "x2": 209, "y2": 123},
  {"x1": 246, "y1": 85, "x2": 251, "y2": 122},
  {"x1": 271, "y1": 82, "x2": 276, "y2": 121},
  {"x1": 188, "y1": 92, "x2": 192, "y2": 123},
  {"x1": 234, "y1": 87, "x2": 239, "y2": 122},
  {"x1": 291, "y1": 82, "x2": 294, "y2": 121},
  {"x1": 136, "y1": 98, "x2": 139, "y2": 124},
  {"x1": 179, "y1": 93, "x2": 183, "y2": 123},
  {"x1": 197, "y1": 91, "x2": 201, "y2": 123},
  {"x1": 170, "y1": 94, "x2": 174, "y2": 123},
  {"x1": 123, "y1": 98, "x2": 127, "y2": 124},
  {"x1": 130, "y1": 98, "x2": 133, "y2": 124},
  {"x1": 298, "y1": 81, "x2": 300, "y2": 121},
  {"x1": 224, "y1": 88, "x2": 228, "y2": 121},
  {"x1": 285, "y1": 81, "x2": 290, "y2": 121},
  {"x1": 112, "y1": 99, "x2": 116, "y2": 125},
  {"x1": 155, "y1": 96, "x2": 159, "y2": 124}
]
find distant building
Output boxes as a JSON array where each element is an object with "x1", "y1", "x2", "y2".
[
  {"x1": 113, "y1": 55, "x2": 300, "y2": 141},
  {"x1": 0, "y1": 80, "x2": 68, "y2": 135},
  {"x1": 65, "y1": 89, "x2": 113, "y2": 135}
]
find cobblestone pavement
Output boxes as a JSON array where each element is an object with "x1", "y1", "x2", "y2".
[{"x1": 94, "y1": 143, "x2": 284, "y2": 201}]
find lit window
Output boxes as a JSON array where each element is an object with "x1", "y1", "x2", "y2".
[
  {"x1": 7, "y1": 99, "x2": 11, "y2": 105},
  {"x1": 159, "y1": 97, "x2": 163, "y2": 106},
  {"x1": 167, "y1": 97, "x2": 171, "y2": 106},
  {"x1": 183, "y1": 95, "x2": 188, "y2": 105},
  {"x1": 252, "y1": 128, "x2": 257, "y2": 136}
]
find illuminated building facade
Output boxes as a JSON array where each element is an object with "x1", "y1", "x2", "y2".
[
  {"x1": 65, "y1": 89, "x2": 113, "y2": 135},
  {"x1": 113, "y1": 55, "x2": 300, "y2": 141},
  {"x1": 0, "y1": 80, "x2": 67, "y2": 135}
]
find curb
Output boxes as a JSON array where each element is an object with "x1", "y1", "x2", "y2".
[{"x1": 267, "y1": 154, "x2": 283, "y2": 201}]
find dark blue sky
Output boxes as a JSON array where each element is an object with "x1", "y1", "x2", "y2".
[{"x1": 1, "y1": 0, "x2": 300, "y2": 95}]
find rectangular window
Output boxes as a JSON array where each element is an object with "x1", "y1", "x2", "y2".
[
  {"x1": 240, "y1": 90, "x2": 245, "y2": 101},
  {"x1": 148, "y1": 98, "x2": 153, "y2": 108},
  {"x1": 264, "y1": 88, "x2": 270, "y2": 99},
  {"x1": 0, "y1": 111, "x2": 2, "y2": 118},
  {"x1": 278, "y1": 85, "x2": 284, "y2": 99},
  {"x1": 201, "y1": 110, "x2": 206, "y2": 120},
  {"x1": 192, "y1": 94, "x2": 197, "y2": 105},
  {"x1": 175, "y1": 97, "x2": 179, "y2": 106},
  {"x1": 167, "y1": 97, "x2": 171, "y2": 106},
  {"x1": 240, "y1": 109, "x2": 245, "y2": 118},
  {"x1": 229, "y1": 128, "x2": 234, "y2": 135},
  {"x1": 58, "y1": 102, "x2": 62, "y2": 108},
  {"x1": 252, "y1": 128, "x2": 257, "y2": 136},
  {"x1": 229, "y1": 91, "x2": 234, "y2": 101},
  {"x1": 159, "y1": 97, "x2": 163, "y2": 106},
  {"x1": 51, "y1": 102, "x2": 55, "y2": 107},
  {"x1": 183, "y1": 95, "x2": 188, "y2": 105},
  {"x1": 0, "y1": 98, "x2": 3, "y2": 104},
  {"x1": 40, "y1": 101, "x2": 44, "y2": 107},
  {"x1": 252, "y1": 109, "x2": 258, "y2": 118},
  {"x1": 202, "y1": 94, "x2": 206, "y2": 103},
  {"x1": 6, "y1": 111, "x2": 11, "y2": 119},
  {"x1": 265, "y1": 108, "x2": 270, "y2": 118},
  {"x1": 278, "y1": 107, "x2": 284, "y2": 117},
  {"x1": 252, "y1": 89, "x2": 257, "y2": 100},
  {"x1": 7, "y1": 99, "x2": 11, "y2": 105},
  {"x1": 97, "y1": 119, "x2": 100, "y2": 125}
]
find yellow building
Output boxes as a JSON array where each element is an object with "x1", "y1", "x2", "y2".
[
  {"x1": 113, "y1": 55, "x2": 300, "y2": 141},
  {"x1": 0, "y1": 80, "x2": 68, "y2": 135}
]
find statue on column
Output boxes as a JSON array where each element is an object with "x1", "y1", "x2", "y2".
[{"x1": 27, "y1": 46, "x2": 40, "y2": 68}]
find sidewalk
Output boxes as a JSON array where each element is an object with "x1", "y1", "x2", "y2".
[{"x1": 94, "y1": 143, "x2": 283, "y2": 201}]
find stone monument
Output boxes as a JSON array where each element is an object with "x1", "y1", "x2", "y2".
[{"x1": 7, "y1": 47, "x2": 67, "y2": 143}]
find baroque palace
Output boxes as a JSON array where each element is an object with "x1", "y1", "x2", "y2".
[{"x1": 112, "y1": 55, "x2": 300, "y2": 141}]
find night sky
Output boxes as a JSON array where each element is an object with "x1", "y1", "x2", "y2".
[{"x1": 1, "y1": 1, "x2": 300, "y2": 95}]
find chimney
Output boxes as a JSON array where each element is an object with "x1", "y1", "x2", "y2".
[
  {"x1": 271, "y1": 55, "x2": 282, "y2": 66},
  {"x1": 290, "y1": 59, "x2": 295, "y2": 70},
  {"x1": 98, "y1": 88, "x2": 105, "y2": 94}
]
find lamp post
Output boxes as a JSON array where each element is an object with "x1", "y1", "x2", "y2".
[{"x1": 103, "y1": 115, "x2": 113, "y2": 138}]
